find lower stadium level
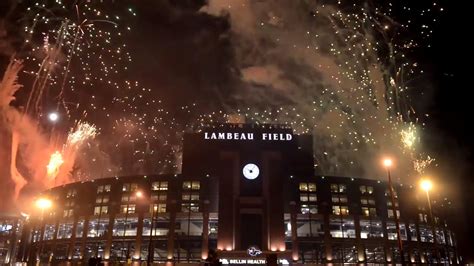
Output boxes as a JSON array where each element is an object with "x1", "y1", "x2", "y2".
[{"x1": 2, "y1": 124, "x2": 460, "y2": 264}]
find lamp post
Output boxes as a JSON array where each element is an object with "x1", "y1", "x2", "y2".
[
  {"x1": 35, "y1": 198, "x2": 52, "y2": 263},
  {"x1": 382, "y1": 158, "x2": 405, "y2": 265},
  {"x1": 420, "y1": 179, "x2": 439, "y2": 262}
]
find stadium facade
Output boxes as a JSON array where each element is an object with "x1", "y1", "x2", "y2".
[{"x1": 3, "y1": 124, "x2": 460, "y2": 264}]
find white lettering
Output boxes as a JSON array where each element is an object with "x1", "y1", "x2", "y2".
[
  {"x1": 248, "y1": 133, "x2": 254, "y2": 140},
  {"x1": 286, "y1": 133, "x2": 292, "y2": 141},
  {"x1": 218, "y1": 133, "x2": 225, "y2": 139},
  {"x1": 204, "y1": 132, "x2": 209, "y2": 139},
  {"x1": 262, "y1": 133, "x2": 268, "y2": 140},
  {"x1": 211, "y1": 133, "x2": 217, "y2": 139},
  {"x1": 227, "y1": 133, "x2": 232, "y2": 139}
]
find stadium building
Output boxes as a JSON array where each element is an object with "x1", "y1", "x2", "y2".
[{"x1": 7, "y1": 124, "x2": 460, "y2": 264}]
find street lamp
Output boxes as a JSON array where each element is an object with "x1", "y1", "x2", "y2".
[
  {"x1": 35, "y1": 198, "x2": 52, "y2": 263},
  {"x1": 382, "y1": 158, "x2": 405, "y2": 265},
  {"x1": 420, "y1": 179, "x2": 439, "y2": 262}
]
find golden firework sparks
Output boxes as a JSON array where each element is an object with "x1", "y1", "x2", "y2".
[{"x1": 46, "y1": 151, "x2": 64, "y2": 178}]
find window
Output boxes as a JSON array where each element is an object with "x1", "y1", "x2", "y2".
[
  {"x1": 121, "y1": 194, "x2": 136, "y2": 202},
  {"x1": 151, "y1": 192, "x2": 167, "y2": 201},
  {"x1": 409, "y1": 223, "x2": 418, "y2": 241},
  {"x1": 183, "y1": 181, "x2": 200, "y2": 190},
  {"x1": 150, "y1": 203, "x2": 167, "y2": 214},
  {"x1": 329, "y1": 218, "x2": 356, "y2": 238},
  {"x1": 87, "y1": 218, "x2": 109, "y2": 237},
  {"x1": 419, "y1": 213, "x2": 428, "y2": 223},
  {"x1": 386, "y1": 222, "x2": 407, "y2": 240},
  {"x1": 332, "y1": 195, "x2": 347, "y2": 203},
  {"x1": 67, "y1": 189, "x2": 77, "y2": 198},
  {"x1": 360, "y1": 219, "x2": 384, "y2": 239},
  {"x1": 182, "y1": 192, "x2": 199, "y2": 201},
  {"x1": 362, "y1": 207, "x2": 377, "y2": 217},
  {"x1": 122, "y1": 183, "x2": 138, "y2": 192},
  {"x1": 181, "y1": 203, "x2": 199, "y2": 212},
  {"x1": 63, "y1": 209, "x2": 74, "y2": 218},
  {"x1": 331, "y1": 183, "x2": 346, "y2": 193},
  {"x1": 361, "y1": 197, "x2": 376, "y2": 206},
  {"x1": 96, "y1": 195, "x2": 109, "y2": 204},
  {"x1": 360, "y1": 185, "x2": 374, "y2": 195},
  {"x1": 300, "y1": 193, "x2": 317, "y2": 202},
  {"x1": 332, "y1": 205, "x2": 349, "y2": 215},
  {"x1": 120, "y1": 204, "x2": 136, "y2": 214},
  {"x1": 387, "y1": 200, "x2": 399, "y2": 207},
  {"x1": 57, "y1": 222, "x2": 74, "y2": 239},
  {"x1": 388, "y1": 209, "x2": 400, "y2": 218},
  {"x1": 301, "y1": 204, "x2": 318, "y2": 214},
  {"x1": 151, "y1": 181, "x2": 168, "y2": 191},
  {"x1": 65, "y1": 200, "x2": 74, "y2": 207},
  {"x1": 94, "y1": 206, "x2": 109, "y2": 215},
  {"x1": 299, "y1": 182, "x2": 316, "y2": 192},
  {"x1": 97, "y1": 185, "x2": 111, "y2": 193}
]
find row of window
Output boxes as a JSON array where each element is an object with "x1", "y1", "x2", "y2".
[
  {"x1": 293, "y1": 218, "x2": 456, "y2": 245},
  {"x1": 62, "y1": 181, "x2": 200, "y2": 198}
]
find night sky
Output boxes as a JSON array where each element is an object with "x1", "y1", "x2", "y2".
[{"x1": 0, "y1": 0, "x2": 472, "y2": 259}]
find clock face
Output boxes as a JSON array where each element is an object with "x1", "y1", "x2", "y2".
[{"x1": 242, "y1": 163, "x2": 260, "y2": 180}]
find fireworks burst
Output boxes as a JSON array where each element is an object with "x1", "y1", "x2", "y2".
[
  {"x1": 0, "y1": 0, "x2": 446, "y2": 204},
  {"x1": 46, "y1": 151, "x2": 64, "y2": 179}
]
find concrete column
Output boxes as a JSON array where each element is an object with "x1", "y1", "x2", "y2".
[
  {"x1": 104, "y1": 213, "x2": 115, "y2": 260},
  {"x1": 201, "y1": 200, "x2": 210, "y2": 260},
  {"x1": 80, "y1": 216, "x2": 89, "y2": 263},
  {"x1": 354, "y1": 216, "x2": 365, "y2": 263},
  {"x1": 167, "y1": 200, "x2": 177, "y2": 260},
  {"x1": 323, "y1": 214, "x2": 332, "y2": 262},
  {"x1": 134, "y1": 212, "x2": 144, "y2": 259},
  {"x1": 67, "y1": 217, "x2": 78, "y2": 259},
  {"x1": 289, "y1": 202, "x2": 299, "y2": 262}
]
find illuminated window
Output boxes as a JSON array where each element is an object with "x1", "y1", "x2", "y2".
[
  {"x1": 122, "y1": 183, "x2": 138, "y2": 192},
  {"x1": 97, "y1": 185, "x2": 111, "y2": 193},
  {"x1": 121, "y1": 194, "x2": 136, "y2": 202},
  {"x1": 95, "y1": 195, "x2": 109, "y2": 204},
  {"x1": 388, "y1": 209, "x2": 400, "y2": 218},
  {"x1": 120, "y1": 204, "x2": 136, "y2": 214},
  {"x1": 67, "y1": 189, "x2": 77, "y2": 198},
  {"x1": 360, "y1": 185, "x2": 374, "y2": 195},
  {"x1": 299, "y1": 183, "x2": 308, "y2": 191},
  {"x1": 151, "y1": 192, "x2": 167, "y2": 201},
  {"x1": 331, "y1": 184, "x2": 346, "y2": 193},
  {"x1": 182, "y1": 192, "x2": 199, "y2": 201},
  {"x1": 300, "y1": 193, "x2": 317, "y2": 202},
  {"x1": 419, "y1": 213, "x2": 428, "y2": 223},
  {"x1": 332, "y1": 195, "x2": 347, "y2": 203},
  {"x1": 362, "y1": 207, "x2": 377, "y2": 217},
  {"x1": 151, "y1": 181, "x2": 168, "y2": 191},
  {"x1": 63, "y1": 209, "x2": 74, "y2": 218},
  {"x1": 181, "y1": 203, "x2": 199, "y2": 212},
  {"x1": 387, "y1": 200, "x2": 399, "y2": 207},
  {"x1": 361, "y1": 197, "x2": 376, "y2": 206},
  {"x1": 94, "y1": 206, "x2": 108, "y2": 215},
  {"x1": 150, "y1": 203, "x2": 167, "y2": 214},
  {"x1": 301, "y1": 204, "x2": 318, "y2": 214},
  {"x1": 332, "y1": 205, "x2": 349, "y2": 215},
  {"x1": 299, "y1": 182, "x2": 316, "y2": 192},
  {"x1": 183, "y1": 181, "x2": 200, "y2": 190},
  {"x1": 65, "y1": 200, "x2": 74, "y2": 207}
]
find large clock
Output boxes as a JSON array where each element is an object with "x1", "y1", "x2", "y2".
[{"x1": 242, "y1": 163, "x2": 260, "y2": 180}]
